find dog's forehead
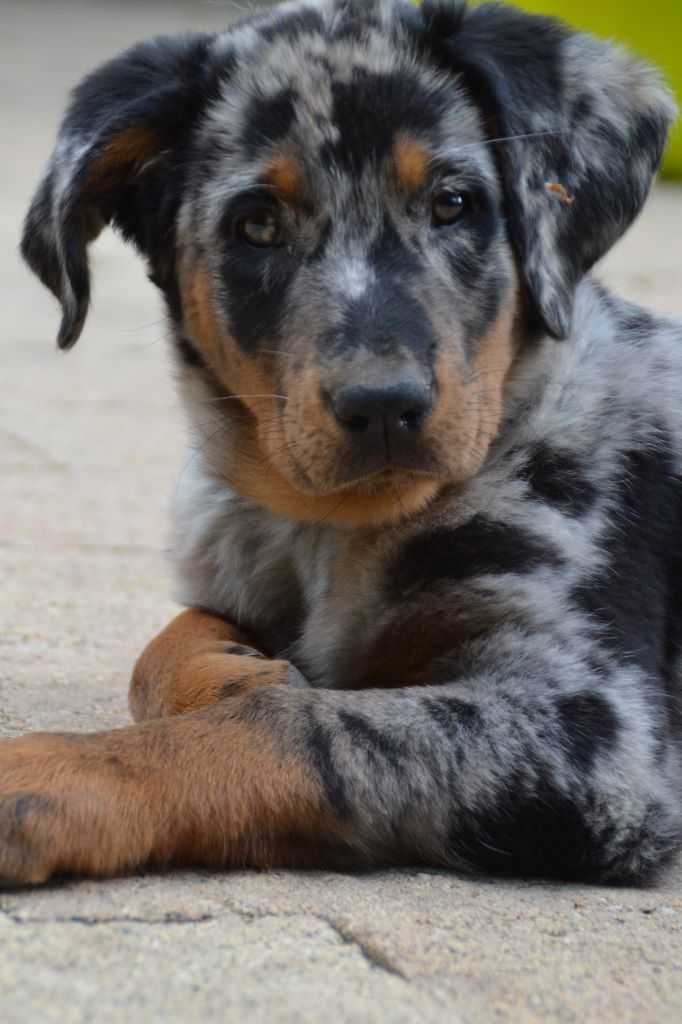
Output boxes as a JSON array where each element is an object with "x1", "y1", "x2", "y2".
[{"x1": 198, "y1": 3, "x2": 486, "y2": 186}]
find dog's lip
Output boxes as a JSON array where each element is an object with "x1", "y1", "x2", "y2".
[
  {"x1": 267, "y1": 441, "x2": 449, "y2": 496},
  {"x1": 318, "y1": 464, "x2": 445, "y2": 496}
]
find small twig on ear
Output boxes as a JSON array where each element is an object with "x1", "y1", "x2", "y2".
[{"x1": 545, "y1": 182, "x2": 574, "y2": 205}]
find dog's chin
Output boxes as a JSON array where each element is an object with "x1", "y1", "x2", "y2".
[{"x1": 230, "y1": 454, "x2": 447, "y2": 527}]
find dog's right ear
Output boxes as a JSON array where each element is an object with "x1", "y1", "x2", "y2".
[{"x1": 21, "y1": 34, "x2": 214, "y2": 349}]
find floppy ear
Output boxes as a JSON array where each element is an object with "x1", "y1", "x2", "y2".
[
  {"x1": 21, "y1": 33, "x2": 214, "y2": 349},
  {"x1": 417, "y1": 1, "x2": 677, "y2": 339}
]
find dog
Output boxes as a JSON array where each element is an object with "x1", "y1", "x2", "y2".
[{"x1": 3, "y1": 0, "x2": 681, "y2": 886}]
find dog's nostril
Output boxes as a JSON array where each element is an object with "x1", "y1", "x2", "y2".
[
  {"x1": 399, "y1": 407, "x2": 425, "y2": 430},
  {"x1": 344, "y1": 414, "x2": 371, "y2": 433}
]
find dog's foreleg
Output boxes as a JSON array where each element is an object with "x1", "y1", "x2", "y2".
[
  {"x1": 129, "y1": 608, "x2": 301, "y2": 720},
  {"x1": 0, "y1": 692, "x2": 326, "y2": 883},
  {"x1": 0, "y1": 671, "x2": 678, "y2": 884}
]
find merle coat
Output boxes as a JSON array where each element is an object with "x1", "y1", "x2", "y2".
[{"x1": 3, "y1": 0, "x2": 681, "y2": 885}]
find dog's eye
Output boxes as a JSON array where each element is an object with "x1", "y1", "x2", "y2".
[
  {"x1": 432, "y1": 190, "x2": 466, "y2": 227},
  {"x1": 238, "y1": 211, "x2": 283, "y2": 248}
]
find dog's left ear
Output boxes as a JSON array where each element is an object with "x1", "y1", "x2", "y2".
[
  {"x1": 21, "y1": 33, "x2": 214, "y2": 349},
  {"x1": 415, "y1": 1, "x2": 677, "y2": 338}
]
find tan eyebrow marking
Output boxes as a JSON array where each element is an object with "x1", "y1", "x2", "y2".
[
  {"x1": 393, "y1": 137, "x2": 431, "y2": 195},
  {"x1": 263, "y1": 153, "x2": 307, "y2": 205}
]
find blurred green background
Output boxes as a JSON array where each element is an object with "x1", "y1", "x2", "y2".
[{"x1": 434, "y1": 1, "x2": 682, "y2": 177}]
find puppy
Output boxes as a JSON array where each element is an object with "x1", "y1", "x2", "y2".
[{"x1": 3, "y1": 0, "x2": 681, "y2": 885}]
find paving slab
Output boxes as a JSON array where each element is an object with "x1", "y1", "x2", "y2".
[{"x1": 1, "y1": 2, "x2": 682, "y2": 1022}]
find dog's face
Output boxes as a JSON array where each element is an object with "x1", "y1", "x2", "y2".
[
  {"x1": 177, "y1": 13, "x2": 517, "y2": 523},
  {"x1": 22, "y1": 0, "x2": 675, "y2": 526}
]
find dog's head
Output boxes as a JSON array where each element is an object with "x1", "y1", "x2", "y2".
[{"x1": 22, "y1": 0, "x2": 675, "y2": 526}]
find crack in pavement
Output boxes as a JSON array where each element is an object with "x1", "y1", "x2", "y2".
[
  {"x1": 324, "y1": 917, "x2": 406, "y2": 979},
  {"x1": 0, "y1": 910, "x2": 216, "y2": 926},
  {"x1": 0, "y1": 900, "x2": 407, "y2": 980},
  {"x1": 201, "y1": 896, "x2": 407, "y2": 980}
]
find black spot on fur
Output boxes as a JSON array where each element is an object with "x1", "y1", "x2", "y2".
[
  {"x1": 424, "y1": 697, "x2": 481, "y2": 736},
  {"x1": 572, "y1": 445, "x2": 682, "y2": 682},
  {"x1": 259, "y1": 6, "x2": 325, "y2": 44},
  {"x1": 632, "y1": 109, "x2": 670, "y2": 167},
  {"x1": 176, "y1": 337, "x2": 207, "y2": 369},
  {"x1": 104, "y1": 755, "x2": 138, "y2": 781},
  {"x1": 448, "y1": 781, "x2": 591, "y2": 880},
  {"x1": 219, "y1": 680, "x2": 249, "y2": 700},
  {"x1": 571, "y1": 92, "x2": 594, "y2": 122},
  {"x1": 325, "y1": 70, "x2": 445, "y2": 170},
  {"x1": 555, "y1": 693, "x2": 619, "y2": 772},
  {"x1": 224, "y1": 644, "x2": 263, "y2": 658},
  {"x1": 617, "y1": 303, "x2": 659, "y2": 338},
  {"x1": 420, "y1": 0, "x2": 467, "y2": 41},
  {"x1": 0, "y1": 793, "x2": 60, "y2": 875},
  {"x1": 304, "y1": 708, "x2": 350, "y2": 818},
  {"x1": 389, "y1": 516, "x2": 562, "y2": 595},
  {"x1": 241, "y1": 88, "x2": 297, "y2": 158},
  {"x1": 369, "y1": 217, "x2": 422, "y2": 283},
  {"x1": 0, "y1": 794, "x2": 57, "y2": 834},
  {"x1": 519, "y1": 442, "x2": 597, "y2": 516},
  {"x1": 338, "y1": 711, "x2": 405, "y2": 771},
  {"x1": 221, "y1": 234, "x2": 296, "y2": 351},
  {"x1": 325, "y1": 280, "x2": 435, "y2": 363},
  {"x1": 447, "y1": 779, "x2": 669, "y2": 883}
]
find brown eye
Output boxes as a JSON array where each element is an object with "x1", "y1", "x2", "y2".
[
  {"x1": 238, "y1": 210, "x2": 283, "y2": 247},
  {"x1": 432, "y1": 190, "x2": 465, "y2": 227}
]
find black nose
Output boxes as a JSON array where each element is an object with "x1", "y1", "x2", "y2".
[{"x1": 331, "y1": 380, "x2": 433, "y2": 440}]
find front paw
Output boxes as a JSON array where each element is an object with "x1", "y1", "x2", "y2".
[
  {"x1": 0, "y1": 735, "x2": 70, "y2": 884},
  {"x1": 0, "y1": 789, "x2": 63, "y2": 885},
  {"x1": 0, "y1": 733, "x2": 150, "y2": 886}
]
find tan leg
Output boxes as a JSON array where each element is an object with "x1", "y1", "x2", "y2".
[
  {"x1": 0, "y1": 611, "x2": 325, "y2": 885},
  {"x1": 129, "y1": 608, "x2": 296, "y2": 721},
  {"x1": 0, "y1": 693, "x2": 336, "y2": 884}
]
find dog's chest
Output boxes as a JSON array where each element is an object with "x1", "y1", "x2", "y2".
[
  {"x1": 290, "y1": 526, "x2": 391, "y2": 687},
  {"x1": 206, "y1": 510, "x2": 479, "y2": 691},
  {"x1": 171, "y1": 471, "x2": 388, "y2": 686},
  {"x1": 235, "y1": 519, "x2": 389, "y2": 688}
]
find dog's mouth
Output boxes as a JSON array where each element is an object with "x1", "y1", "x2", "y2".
[
  {"x1": 346, "y1": 465, "x2": 435, "y2": 490},
  {"x1": 195, "y1": 378, "x2": 492, "y2": 526},
  {"x1": 263, "y1": 420, "x2": 452, "y2": 498},
  {"x1": 213, "y1": 407, "x2": 448, "y2": 526},
  {"x1": 303, "y1": 463, "x2": 446, "y2": 497}
]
